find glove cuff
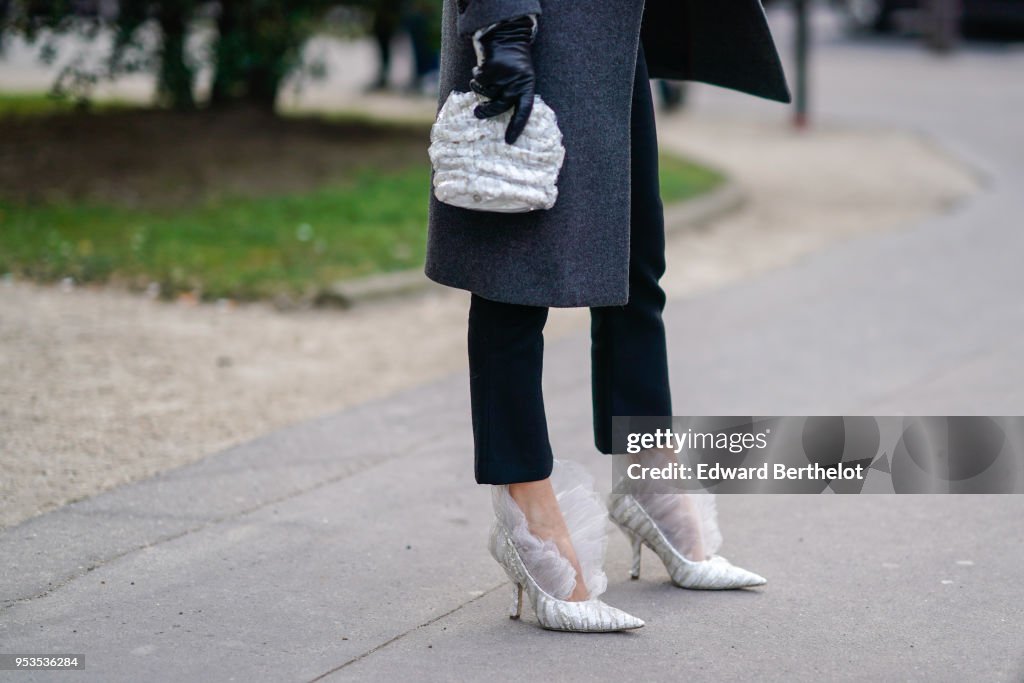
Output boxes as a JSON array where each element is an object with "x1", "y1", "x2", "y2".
[{"x1": 472, "y1": 14, "x2": 538, "y2": 67}]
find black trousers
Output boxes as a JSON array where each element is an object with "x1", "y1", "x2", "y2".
[{"x1": 468, "y1": 44, "x2": 672, "y2": 485}]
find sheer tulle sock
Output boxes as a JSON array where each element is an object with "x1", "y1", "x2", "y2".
[
  {"x1": 631, "y1": 491, "x2": 722, "y2": 562},
  {"x1": 628, "y1": 449, "x2": 723, "y2": 562},
  {"x1": 490, "y1": 460, "x2": 609, "y2": 601}
]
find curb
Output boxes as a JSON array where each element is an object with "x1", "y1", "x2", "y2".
[
  {"x1": 319, "y1": 179, "x2": 746, "y2": 308},
  {"x1": 663, "y1": 178, "x2": 746, "y2": 234}
]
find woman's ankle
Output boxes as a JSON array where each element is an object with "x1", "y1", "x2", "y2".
[{"x1": 508, "y1": 480, "x2": 559, "y2": 529}]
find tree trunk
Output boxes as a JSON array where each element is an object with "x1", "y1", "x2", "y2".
[
  {"x1": 209, "y1": 1, "x2": 302, "y2": 113},
  {"x1": 209, "y1": 0, "x2": 242, "y2": 107},
  {"x1": 156, "y1": 2, "x2": 195, "y2": 110}
]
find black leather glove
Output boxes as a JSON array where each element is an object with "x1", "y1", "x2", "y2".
[{"x1": 469, "y1": 14, "x2": 537, "y2": 145}]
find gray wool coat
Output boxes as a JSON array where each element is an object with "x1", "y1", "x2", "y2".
[{"x1": 425, "y1": 0, "x2": 790, "y2": 308}]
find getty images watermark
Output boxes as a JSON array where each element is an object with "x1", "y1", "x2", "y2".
[{"x1": 610, "y1": 416, "x2": 1024, "y2": 494}]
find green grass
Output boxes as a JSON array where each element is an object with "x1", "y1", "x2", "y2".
[
  {"x1": 659, "y1": 152, "x2": 724, "y2": 203},
  {"x1": 0, "y1": 92, "x2": 133, "y2": 118},
  {"x1": 0, "y1": 134, "x2": 722, "y2": 302},
  {"x1": 0, "y1": 166, "x2": 432, "y2": 301}
]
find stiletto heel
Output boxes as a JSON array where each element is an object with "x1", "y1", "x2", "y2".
[
  {"x1": 623, "y1": 527, "x2": 643, "y2": 580},
  {"x1": 609, "y1": 493, "x2": 767, "y2": 590},
  {"x1": 509, "y1": 584, "x2": 524, "y2": 620}
]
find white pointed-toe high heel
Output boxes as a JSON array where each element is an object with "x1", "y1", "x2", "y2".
[
  {"x1": 488, "y1": 462, "x2": 645, "y2": 632},
  {"x1": 608, "y1": 492, "x2": 767, "y2": 590},
  {"x1": 490, "y1": 525, "x2": 645, "y2": 631}
]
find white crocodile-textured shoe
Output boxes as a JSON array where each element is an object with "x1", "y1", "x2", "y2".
[
  {"x1": 608, "y1": 492, "x2": 767, "y2": 590},
  {"x1": 489, "y1": 525, "x2": 645, "y2": 632}
]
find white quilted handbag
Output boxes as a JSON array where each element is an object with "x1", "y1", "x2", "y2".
[{"x1": 429, "y1": 90, "x2": 566, "y2": 213}]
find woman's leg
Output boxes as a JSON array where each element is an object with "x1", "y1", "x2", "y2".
[
  {"x1": 468, "y1": 293, "x2": 590, "y2": 600},
  {"x1": 468, "y1": 293, "x2": 553, "y2": 485},
  {"x1": 591, "y1": 49, "x2": 716, "y2": 563},
  {"x1": 591, "y1": 42, "x2": 672, "y2": 454}
]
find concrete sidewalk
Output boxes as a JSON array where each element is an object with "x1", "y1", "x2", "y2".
[
  {"x1": 4, "y1": 8, "x2": 1024, "y2": 682},
  {"x1": 3, "y1": 231, "x2": 1024, "y2": 680}
]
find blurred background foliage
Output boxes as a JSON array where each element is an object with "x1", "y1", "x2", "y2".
[{"x1": 4, "y1": 0, "x2": 439, "y2": 110}]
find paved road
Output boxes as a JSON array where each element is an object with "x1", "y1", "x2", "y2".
[{"x1": 2, "y1": 8, "x2": 1023, "y2": 682}]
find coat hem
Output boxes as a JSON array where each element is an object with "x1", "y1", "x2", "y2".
[{"x1": 423, "y1": 267, "x2": 629, "y2": 309}]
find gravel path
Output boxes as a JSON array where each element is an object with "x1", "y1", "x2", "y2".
[{"x1": 0, "y1": 109, "x2": 978, "y2": 530}]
